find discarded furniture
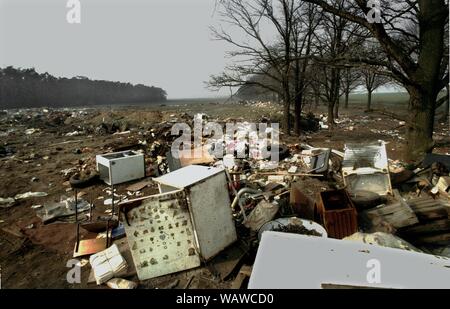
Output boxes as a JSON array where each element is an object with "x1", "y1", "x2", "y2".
[
  {"x1": 342, "y1": 142, "x2": 393, "y2": 196},
  {"x1": 154, "y1": 165, "x2": 237, "y2": 260},
  {"x1": 119, "y1": 165, "x2": 237, "y2": 280},
  {"x1": 248, "y1": 232, "x2": 450, "y2": 289},
  {"x1": 96, "y1": 150, "x2": 145, "y2": 185},
  {"x1": 315, "y1": 189, "x2": 358, "y2": 239}
]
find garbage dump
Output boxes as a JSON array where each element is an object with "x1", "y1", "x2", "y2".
[{"x1": 1, "y1": 108, "x2": 450, "y2": 290}]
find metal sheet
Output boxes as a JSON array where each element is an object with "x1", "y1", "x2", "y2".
[
  {"x1": 73, "y1": 238, "x2": 107, "y2": 258},
  {"x1": 123, "y1": 190, "x2": 201, "y2": 280},
  {"x1": 154, "y1": 165, "x2": 224, "y2": 189},
  {"x1": 342, "y1": 142, "x2": 392, "y2": 195},
  {"x1": 96, "y1": 151, "x2": 145, "y2": 185},
  {"x1": 249, "y1": 232, "x2": 450, "y2": 289},
  {"x1": 188, "y1": 172, "x2": 237, "y2": 260}
]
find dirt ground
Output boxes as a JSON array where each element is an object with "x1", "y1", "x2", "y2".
[{"x1": 0, "y1": 101, "x2": 449, "y2": 288}]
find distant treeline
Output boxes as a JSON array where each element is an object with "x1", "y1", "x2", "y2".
[{"x1": 0, "y1": 66, "x2": 167, "y2": 108}]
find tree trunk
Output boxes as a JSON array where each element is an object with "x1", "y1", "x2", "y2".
[
  {"x1": 327, "y1": 68, "x2": 340, "y2": 127},
  {"x1": 283, "y1": 99, "x2": 291, "y2": 135},
  {"x1": 294, "y1": 93, "x2": 303, "y2": 135},
  {"x1": 327, "y1": 102, "x2": 335, "y2": 128},
  {"x1": 366, "y1": 90, "x2": 373, "y2": 111},
  {"x1": 444, "y1": 97, "x2": 449, "y2": 123},
  {"x1": 405, "y1": 88, "x2": 437, "y2": 161},
  {"x1": 344, "y1": 89, "x2": 349, "y2": 109},
  {"x1": 314, "y1": 91, "x2": 320, "y2": 108},
  {"x1": 442, "y1": 84, "x2": 449, "y2": 123},
  {"x1": 334, "y1": 99, "x2": 340, "y2": 119}
]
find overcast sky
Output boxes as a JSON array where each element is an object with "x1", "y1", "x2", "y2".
[{"x1": 0, "y1": 0, "x2": 241, "y2": 99}]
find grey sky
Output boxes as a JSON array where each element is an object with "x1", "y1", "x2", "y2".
[{"x1": 0, "y1": 0, "x2": 238, "y2": 99}]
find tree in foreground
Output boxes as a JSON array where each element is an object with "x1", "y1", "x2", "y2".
[{"x1": 303, "y1": 0, "x2": 449, "y2": 160}]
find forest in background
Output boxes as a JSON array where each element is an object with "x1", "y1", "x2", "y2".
[{"x1": 0, "y1": 66, "x2": 167, "y2": 109}]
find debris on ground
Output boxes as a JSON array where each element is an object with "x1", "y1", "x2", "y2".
[
  {"x1": 343, "y1": 232, "x2": 421, "y2": 252},
  {"x1": 14, "y1": 192, "x2": 48, "y2": 200},
  {"x1": 106, "y1": 278, "x2": 138, "y2": 289},
  {"x1": 1, "y1": 107, "x2": 450, "y2": 289},
  {"x1": 89, "y1": 244, "x2": 128, "y2": 285}
]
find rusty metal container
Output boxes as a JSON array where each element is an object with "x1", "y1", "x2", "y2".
[{"x1": 315, "y1": 189, "x2": 358, "y2": 239}]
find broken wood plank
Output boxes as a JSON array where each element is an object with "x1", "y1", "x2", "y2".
[
  {"x1": 413, "y1": 206, "x2": 449, "y2": 221},
  {"x1": 362, "y1": 199, "x2": 418, "y2": 229},
  {"x1": 415, "y1": 232, "x2": 450, "y2": 246},
  {"x1": 401, "y1": 219, "x2": 450, "y2": 236},
  {"x1": 255, "y1": 172, "x2": 324, "y2": 177},
  {"x1": 239, "y1": 265, "x2": 252, "y2": 277},
  {"x1": 126, "y1": 180, "x2": 153, "y2": 192},
  {"x1": 406, "y1": 197, "x2": 450, "y2": 221},
  {"x1": 183, "y1": 275, "x2": 195, "y2": 289},
  {"x1": 1, "y1": 226, "x2": 24, "y2": 238},
  {"x1": 231, "y1": 265, "x2": 252, "y2": 289},
  {"x1": 209, "y1": 243, "x2": 247, "y2": 280}
]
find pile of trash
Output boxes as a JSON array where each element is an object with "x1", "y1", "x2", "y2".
[{"x1": 3, "y1": 111, "x2": 450, "y2": 289}]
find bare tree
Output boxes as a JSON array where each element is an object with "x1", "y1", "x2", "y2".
[
  {"x1": 361, "y1": 67, "x2": 391, "y2": 111},
  {"x1": 310, "y1": 0, "x2": 367, "y2": 125},
  {"x1": 209, "y1": 0, "x2": 301, "y2": 133},
  {"x1": 291, "y1": 2, "x2": 321, "y2": 134},
  {"x1": 443, "y1": 84, "x2": 450, "y2": 122},
  {"x1": 302, "y1": 0, "x2": 449, "y2": 160},
  {"x1": 341, "y1": 67, "x2": 362, "y2": 109}
]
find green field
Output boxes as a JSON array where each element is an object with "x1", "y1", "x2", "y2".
[{"x1": 346, "y1": 92, "x2": 410, "y2": 108}]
